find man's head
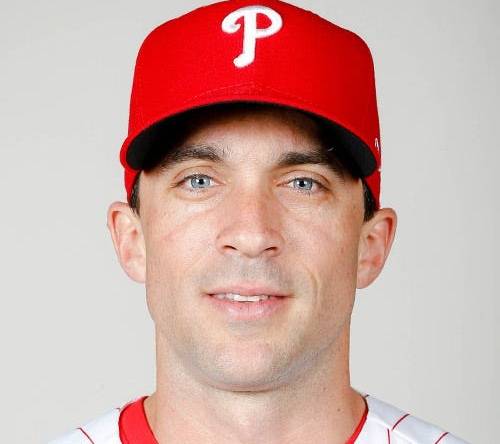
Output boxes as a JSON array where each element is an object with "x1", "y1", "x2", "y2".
[
  {"x1": 107, "y1": 102, "x2": 396, "y2": 391},
  {"x1": 107, "y1": 0, "x2": 397, "y2": 392}
]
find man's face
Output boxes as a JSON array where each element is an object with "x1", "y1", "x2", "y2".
[{"x1": 136, "y1": 106, "x2": 366, "y2": 391}]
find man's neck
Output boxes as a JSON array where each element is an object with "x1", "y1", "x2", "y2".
[{"x1": 144, "y1": 329, "x2": 366, "y2": 444}]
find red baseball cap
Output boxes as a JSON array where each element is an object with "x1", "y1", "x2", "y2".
[{"x1": 120, "y1": 0, "x2": 382, "y2": 208}]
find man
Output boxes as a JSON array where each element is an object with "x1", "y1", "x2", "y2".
[{"x1": 51, "y1": 0, "x2": 467, "y2": 443}]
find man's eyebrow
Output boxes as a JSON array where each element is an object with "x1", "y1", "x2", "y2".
[
  {"x1": 275, "y1": 149, "x2": 344, "y2": 177},
  {"x1": 157, "y1": 144, "x2": 227, "y2": 172},
  {"x1": 156, "y1": 143, "x2": 345, "y2": 178}
]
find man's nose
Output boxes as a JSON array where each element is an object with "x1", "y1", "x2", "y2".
[{"x1": 215, "y1": 186, "x2": 284, "y2": 259}]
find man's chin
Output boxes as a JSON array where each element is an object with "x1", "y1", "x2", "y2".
[
  {"x1": 204, "y1": 369, "x2": 286, "y2": 393},
  {"x1": 196, "y1": 343, "x2": 296, "y2": 392}
]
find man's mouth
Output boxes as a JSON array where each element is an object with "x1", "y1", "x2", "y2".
[
  {"x1": 204, "y1": 293, "x2": 289, "y2": 321},
  {"x1": 211, "y1": 293, "x2": 282, "y2": 302}
]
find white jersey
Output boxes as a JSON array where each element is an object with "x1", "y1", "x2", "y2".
[{"x1": 49, "y1": 393, "x2": 469, "y2": 443}]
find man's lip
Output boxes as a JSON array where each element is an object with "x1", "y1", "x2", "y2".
[{"x1": 206, "y1": 284, "x2": 289, "y2": 297}]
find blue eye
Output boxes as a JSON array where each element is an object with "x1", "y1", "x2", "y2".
[
  {"x1": 189, "y1": 174, "x2": 212, "y2": 189},
  {"x1": 173, "y1": 174, "x2": 213, "y2": 193},
  {"x1": 287, "y1": 176, "x2": 325, "y2": 195},
  {"x1": 291, "y1": 177, "x2": 315, "y2": 192}
]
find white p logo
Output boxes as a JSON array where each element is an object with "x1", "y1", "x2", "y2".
[{"x1": 222, "y1": 6, "x2": 283, "y2": 68}]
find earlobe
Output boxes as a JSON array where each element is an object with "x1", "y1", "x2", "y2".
[
  {"x1": 107, "y1": 201, "x2": 146, "y2": 283},
  {"x1": 356, "y1": 208, "x2": 397, "y2": 289}
]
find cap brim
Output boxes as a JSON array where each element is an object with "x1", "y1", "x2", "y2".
[{"x1": 125, "y1": 97, "x2": 377, "y2": 178}]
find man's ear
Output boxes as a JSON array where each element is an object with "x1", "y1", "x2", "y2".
[
  {"x1": 107, "y1": 201, "x2": 146, "y2": 283},
  {"x1": 357, "y1": 208, "x2": 397, "y2": 289}
]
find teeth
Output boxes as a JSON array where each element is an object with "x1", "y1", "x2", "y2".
[{"x1": 213, "y1": 293, "x2": 270, "y2": 302}]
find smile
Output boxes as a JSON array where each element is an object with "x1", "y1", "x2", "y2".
[
  {"x1": 211, "y1": 293, "x2": 279, "y2": 302},
  {"x1": 204, "y1": 293, "x2": 289, "y2": 321}
]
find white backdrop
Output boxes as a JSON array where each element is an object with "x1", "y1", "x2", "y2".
[{"x1": 1, "y1": 1, "x2": 498, "y2": 443}]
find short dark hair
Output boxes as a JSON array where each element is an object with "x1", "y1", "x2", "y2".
[{"x1": 128, "y1": 103, "x2": 376, "y2": 221}]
